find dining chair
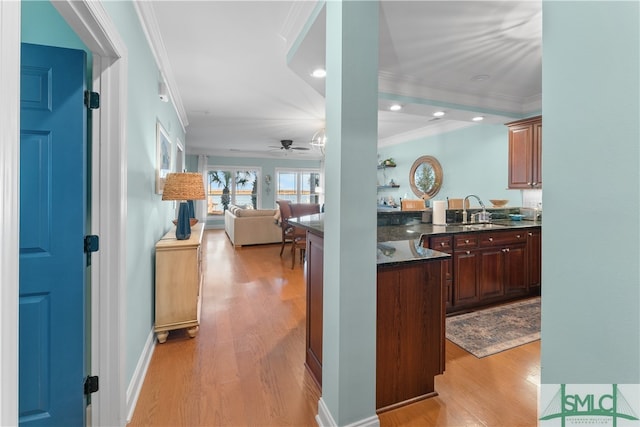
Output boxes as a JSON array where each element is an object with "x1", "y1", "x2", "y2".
[
  {"x1": 289, "y1": 203, "x2": 320, "y2": 268},
  {"x1": 276, "y1": 200, "x2": 294, "y2": 256}
]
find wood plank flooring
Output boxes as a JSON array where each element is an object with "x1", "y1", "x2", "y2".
[{"x1": 128, "y1": 230, "x2": 539, "y2": 426}]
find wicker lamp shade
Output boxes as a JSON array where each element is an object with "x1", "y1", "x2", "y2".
[{"x1": 162, "y1": 173, "x2": 206, "y2": 201}]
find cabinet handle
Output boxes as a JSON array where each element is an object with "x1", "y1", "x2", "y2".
[
  {"x1": 466, "y1": 251, "x2": 470, "y2": 255},
  {"x1": 489, "y1": 237, "x2": 493, "y2": 242},
  {"x1": 465, "y1": 239, "x2": 469, "y2": 243},
  {"x1": 528, "y1": 232, "x2": 533, "y2": 236},
  {"x1": 517, "y1": 235, "x2": 521, "y2": 239},
  {"x1": 532, "y1": 182, "x2": 537, "y2": 186},
  {"x1": 527, "y1": 182, "x2": 532, "y2": 186},
  {"x1": 502, "y1": 248, "x2": 510, "y2": 253},
  {"x1": 440, "y1": 242, "x2": 445, "y2": 247}
]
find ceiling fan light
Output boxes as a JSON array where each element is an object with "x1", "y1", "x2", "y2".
[
  {"x1": 472, "y1": 116, "x2": 484, "y2": 122},
  {"x1": 433, "y1": 111, "x2": 445, "y2": 117},
  {"x1": 310, "y1": 128, "x2": 327, "y2": 147},
  {"x1": 389, "y1": 104, "x2": 402, "y2": 111}
]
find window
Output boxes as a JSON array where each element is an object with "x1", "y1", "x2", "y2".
[
  {"x1": 207, "y1": 168, "x2": 260, "y2": 215},
  {"x1": 276, "y1": 169, "x2": 321, "y2": 204}
]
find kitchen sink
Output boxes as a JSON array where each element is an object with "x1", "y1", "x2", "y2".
[{"x1": 453, "y1": 223, "x2": 507, "y2": 231}]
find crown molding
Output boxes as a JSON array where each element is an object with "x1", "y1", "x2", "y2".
[{"x1": 134, "y1": 2, "x2": 188, "y2": 133}]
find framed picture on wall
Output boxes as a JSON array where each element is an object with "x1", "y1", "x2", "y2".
[{"x1": 156, "y1": 121, "x2": 172, "y2": 194}]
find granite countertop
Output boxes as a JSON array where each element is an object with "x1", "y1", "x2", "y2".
[
  {"x1": 378, "y1": 219, "x2": 541, "y2": 242},
  {"x1": 289, "y1": 213, "x2": 541, "y2": 243},
  {"x1": 289, "y1": 213, "x2": 324, "y2": 234},
  {"x1": 376, "y1": 240, "x2": 450, "y2": 266}
]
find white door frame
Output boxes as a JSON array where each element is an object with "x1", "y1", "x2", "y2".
[
  {"x1": 0, "y1": 1, "x2": 21, "y2": 424},
  {"x1": 0, "y1": 1, "x2": 128, "y2": 425}
]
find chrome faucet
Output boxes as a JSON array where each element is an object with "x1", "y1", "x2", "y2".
[{"x1": 462, "y1": 194, "x2": 486, "y2": 224}]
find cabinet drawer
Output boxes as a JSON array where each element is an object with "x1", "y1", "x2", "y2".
[
  {"x1": 454, "y1": 234, "x2": 478, "y2": 249},
  {"x1": 429, "y1": 236, "x2": 453, "y2": 252},
  {"x1": 479, "y1": 230, "x2": 526, "y2": 247}
]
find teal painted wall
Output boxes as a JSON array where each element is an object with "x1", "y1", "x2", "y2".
[
  {"x1": 21, "y1": 1, "x2": 91, "y2": 81},
  {"x1": 377, "y1": 123, "x2": 521, "y2": 207},
  {"x1": 23, "y1": 0, "x2": 186, "y2": 386},
  {"x1": 100, "y1": 1, "x2": 186, "y2": 384},
  {"x1": 542, "y1": 1, "x2": 639, "y2": 383}
]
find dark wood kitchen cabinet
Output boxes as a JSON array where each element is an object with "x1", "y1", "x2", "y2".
[
  {"x1": 426, "y1": 235, "x2": 453, "y2": 309},
  {"x1": 452, "y1": 229, "x2": 529, "y2": 312},
  {"x1": 452, "y1": 234, "x2": 481, "y2": 307},
  {"x1": 506, "y1": 116, "x2": 542, "y2": 189},
  {"x1": 305, "y1": 230, "x2": 323, "y2": 388},
  {"x1": 377, "y1": 259, "x2": 445, "y2": 412},
  {"x1": 303, "y1": 228, "x2": 447, "y2": 412},
  {"x1": 527, "y1": 229, "x2": 542, "y2": 292},
  {"x1": 479, "y1": 230, "x2": 527, "y2": 298}
]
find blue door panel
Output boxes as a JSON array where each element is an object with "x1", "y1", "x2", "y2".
[
  {"x1": 19, "y1": 294, "x2": 51, "y2": 424},
  {"x1": 20, "y1": 66, "x2": 52, "y2": 111},
  {"x1": 19, "y1": 131, "x2": 52, "y2": 255},
  {"x1": 19, "y1": 43, "x2": 87, "y2": 427}
]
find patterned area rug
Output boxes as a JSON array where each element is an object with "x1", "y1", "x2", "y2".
[{"x1": 446, "y1": 297, "x2": 541, "y2": 358}]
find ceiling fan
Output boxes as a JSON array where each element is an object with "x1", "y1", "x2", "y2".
[{"x1": 269, "y1": 139, "x2": 310, "y2": 152}]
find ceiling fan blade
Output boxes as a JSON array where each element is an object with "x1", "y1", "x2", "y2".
[{"x1": 290, "y1": 146, "x2": 310, "y2": 150}]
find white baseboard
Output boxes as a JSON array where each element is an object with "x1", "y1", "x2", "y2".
[
  {"x1": 316, "y1": 398, "x2": 380, "y2": 427},
  {"x1": 126, "y1": 329, "x2": 156, "y2": 422}
]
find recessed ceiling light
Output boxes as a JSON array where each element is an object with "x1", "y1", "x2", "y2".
[
  {"x1": 311, "y1": 68, "x2": 326, "y2": 78},
  {"x1": 389, "y1": 104, "x2": 402, "y2": 111},
  {"x1": 433, "y1": 111, "x2": 445, "y2": 117},
  {"x1": 472, "y1": 116, "x2": 484, "y2": 122}
]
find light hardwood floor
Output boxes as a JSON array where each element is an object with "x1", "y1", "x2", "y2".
[{"x1": 129, "y1": 229, "x2": 539, "y2": 427}]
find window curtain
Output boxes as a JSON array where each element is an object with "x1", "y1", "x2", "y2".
[{"x1": 196, "y1": 155, "x2": 208, "y2": 222}]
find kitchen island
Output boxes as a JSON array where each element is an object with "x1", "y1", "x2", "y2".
[
  {"x1": 290, "y1": 214, "x2": 451, "y2": 412},
  {"x1": 290, "y1": 212, "x2": 542, "y2": 411}
]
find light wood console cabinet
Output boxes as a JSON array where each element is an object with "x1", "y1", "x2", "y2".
[{"x1": 154, "y1": 223, "x2": 204, "y2": 343}]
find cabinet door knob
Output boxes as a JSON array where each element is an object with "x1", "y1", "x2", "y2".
[
  {"x1": 506, "y1": 248, "x2": 510, "y2": 252},
  {"x1": 466, "y1": 251, "x2": 470, "y2": 255},
  {"x1": 532, "y1": 182, "x2": 537, "y2": 186},
  {"x1": 528, "y1": 232, "x2": 533, "y2": 236},
  {"x1": 440, "y1": 242, "x2": 445, "y2": 247},
  {"x1": 465, "y1": 239, "x2": 469, "y2": 243},
  {"x1": 489, "y1": 237, "x2": 493, "y2": 242},
  {"x1": 527, "y1": 182, "x2": 532, "y2": 186},
  {"x1": 517, "y1": 235, "x2": 521, "y2": 239}
]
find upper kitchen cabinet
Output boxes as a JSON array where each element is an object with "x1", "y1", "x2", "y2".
[{"x1": 506, "y1": 116, "x2": 542, "y2": 189}]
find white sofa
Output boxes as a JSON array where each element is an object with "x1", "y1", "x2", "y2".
[{"x1": 224, "y1": 204, "x2": 282, "y2": 248}]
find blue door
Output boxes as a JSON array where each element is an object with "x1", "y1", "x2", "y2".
[{"x1": 19, "y1": 43, "x2": 87, "y2": 426}]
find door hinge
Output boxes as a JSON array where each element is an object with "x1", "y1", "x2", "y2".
[
  {"x1": 84, "y1": 235, "x2": 99, "y2": 253},
  {"x1": 84, "y1": 376, "x2": 99, "y2": 395},
  {"x1": 84, "y1": 235, "x2": 99, "y2": 267},
  {"x1": 84, "y1": 91, "x2": 100, "y2": 109}
]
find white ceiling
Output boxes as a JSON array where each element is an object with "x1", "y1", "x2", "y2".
[{"x1": 142, "y1": 1, "x2": 541, "y2": 160}]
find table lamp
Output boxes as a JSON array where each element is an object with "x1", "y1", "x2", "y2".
[{"x1": 162, "y1": 172, "x2": 206, "y2": 240}]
